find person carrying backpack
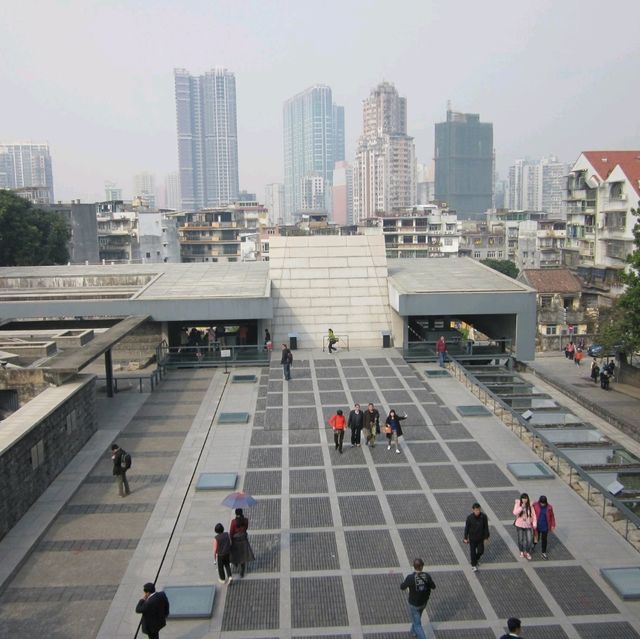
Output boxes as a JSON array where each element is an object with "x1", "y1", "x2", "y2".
[
  {"x1": 400, "y1": 558, "x2": 436, "y2": 639},
  {"x1": 111, "y1": 443, "x2": 131, "y2": 497},
  {"x1": 281, "y1": 343, "x2": 293, "y2": 381}
]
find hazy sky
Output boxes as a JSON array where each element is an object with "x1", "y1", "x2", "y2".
[{"x1": 2, "y1": 0, "x2": 639, "y2": 202}]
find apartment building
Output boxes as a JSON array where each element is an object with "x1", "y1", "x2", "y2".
[
  {"x1": 176, "y1": 202, "x2": 269, "y2": 262},
  {"x1": 459, "y1": 221, "x2": 506, "y2": 260},
  {"x1": 380, "y1": 204, "x2": 459, "y2": 258},
  {"x1": 564, "y1": 151, "x2": 640, "y2": 299}
]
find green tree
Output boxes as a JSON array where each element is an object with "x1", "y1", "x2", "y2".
[
  {"x1": 480, "y1": 258, "x2": 519, "y2": 279},
  {"x1": 0, "y1": 191, "x2": 70, "y2": 266}
]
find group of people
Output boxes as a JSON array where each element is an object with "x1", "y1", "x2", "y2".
[
  {"x1": 590, "y1": 357, "x2": 616, "y2": 390},
  {"x1": 328, "y1": 403, "x2": 407, "y2": 454},
  {"x1": 212, "y1": 508, "x2": 255, "y2": 584},
  {"x1": 563, "y1": 339, "x2": 585, "y2": 365}
]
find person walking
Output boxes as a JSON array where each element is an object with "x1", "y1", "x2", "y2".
[
  {"x1": 229, "y1": 508, "x2": 255, "y2": 577},
  {"x1": 348, "y1": 403, "x2": 364, "y2": 447},
  {"x1": 499, "y1": 617, "x2": 523, "y2": 638},
  {"x1": 384, "y1": 409, "x2": 407, "y2": 454},
  {"x1": 590, "y1": 358, "x2": 600, "y2": 384},
  {"x1": 400, "y1": 558, "x2": 436, "y2": 639},
  {"x1": 327, "y1": 328, "x2": 338, "y2": 353},
  {"x1": 280, "y1": 343, "x2": 293, "y2": 381},
  {"x1": 466, "y1": 324, "x2": 476, "y2": 354},
  {"x1": 213, "y1": 523, "x2": 233, "y2": 584},
  {"x1": 264, "y1": 328, "x2": 271, "y2": 351},
  {"x1": 363, "y1": 402, "x2": 380, "y2": 448},
  {"x1": 111, "y1": 443, "x2": 130, "y2": 497},
  {"x1": 329, "y1": 409, "x2": 346, "y2": 453},
  {"x1": 574, "y1": 347, "x2": 583, "y2": 366},
  {"x1": 436, "y1": 335, "x2": 447, "y2": 367},
  {"x1": 463, "y1": 502, "x2": 490, "y2": 572},
  {"x1": 532, "y1": 495, "x2": 556, "y2": 560},
  {"x1": 513, "y1": 493, "x2": 537, "y2": 560},
  {"x1": 135, "y1": 582, "x2": 170, "y2": 639}
]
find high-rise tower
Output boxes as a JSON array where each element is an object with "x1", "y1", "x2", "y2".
[
  {"x1": 174, "y1": 68, "x2": 239, "y2": 211},
  {"x1": 434, "y1": 109, "x2": 493, "y2": 217},
  {"x1": 0, "y1": 142, "x2": 54, "y2": 203},
  {"x1": 352, "y1": 82, "x2": 415, "y2": 222},
  {"x1": 283, "y1": 85, "x2": 342, "y2": 223}
]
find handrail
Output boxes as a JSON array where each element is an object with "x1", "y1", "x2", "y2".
[
  {"x1": 156, "y1": 342, "x2": 270, "y2": 368},
  {"x1": 445, "y1": 358, "x2": 640, "y2": 546},
  {"x1": 322, "y1": 334, "x2": 350, "y2": 352},
  {"x1": 97, "y1": 370, "x2": 162, "y2": 394}
]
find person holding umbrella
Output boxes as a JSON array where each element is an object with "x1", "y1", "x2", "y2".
[{"x1": 229, "y1": 508, "x2": 255, "y2": 577}]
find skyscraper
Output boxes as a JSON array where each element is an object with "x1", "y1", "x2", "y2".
[
  {"x1": 332, "y1": 161, "x2": 353, "y2": 226},
  {"x1": 434, "y1": 109, "x2": 493, "y2": 218},
  {"x1": 333, "y1": 104, "x2": 345, "y2": 163},
  {"x1": 352, "y1": 82, "x2": 415, "y2": 222},
  {"x1": 264, "y1": 183, "x2": 285, "y2": 223},
  {"x1": 174, "y1": 68, "x2": 239, "y2": 211},
  {"x1": 104, "y1": 181, "x2": 122, "y2": 201},
  {"x1": 283, "y1": 85, "x2": 341, "y2": 222},
  {"x1": 507, "y1": 156, "x2": 568, "y2": 216},
  {"x1": 133, "y1": 172, "x2": 156, "y2": 208},
  {"x1": 164, "y1": 172, "x2": 181, "y2": 210},
  {"x1": 0, "y1": 142, "x2": 54, "y2": 203}
]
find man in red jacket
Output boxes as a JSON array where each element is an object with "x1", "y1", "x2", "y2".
[
  {"x1": 436, "y1": 336, "x2": 447, "y2": 368},
  {"x1": 329, "y1": 409, "x2": 346, "y2": 453}
]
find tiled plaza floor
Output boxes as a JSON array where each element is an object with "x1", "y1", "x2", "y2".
[{"x1": 95, "y1": 352, "x2": 640, "y2": 639}]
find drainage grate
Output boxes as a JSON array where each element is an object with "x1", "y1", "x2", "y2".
[
  {"x1": 425, "y1": 369, "x2": 450, "y2": 377},
  {"x1": 507, "y1": 461, "x2": 555, "y2": 480},
  {"x1": 600, "y1": 567, "x2": 640, "y2": 600}
]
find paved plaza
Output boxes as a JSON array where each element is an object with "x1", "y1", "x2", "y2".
[{"x1": 2, "y1": 351, "x2": 640, "y2": 638}]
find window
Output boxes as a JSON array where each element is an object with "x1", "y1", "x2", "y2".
[
  {"x1": 65, "y1": 410, "x2": 77, "y2": 434},
  {"x1": 444, "y1": 238, "x2": 453, "y2": 246},
  {"x1": 145, "y1": 252, "x2": 151, "y2": 258},
  {"x1": 545, "y1": 325, "x2": 557, "y2": 335},
  {"x1": 474, "y1": 251, "x2": 481, "y2": 259},
  {"x1": 30, "y1": 439, "x2": 45, "y2": 470},
  {"x1": 487, "y1": 251, "x2": 495, "y2": 258}
]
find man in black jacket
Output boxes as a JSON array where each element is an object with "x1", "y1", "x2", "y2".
[
  {"x1": 400, "y1": 558, "x2": 436, "y2": 639},
  {"x1": 111, "y1": 443, "x2": 130, "y2": 497},
  {"x1": 463, "y1": 502, "x2": 490, "y2": 572},
  {"x1": 280, "y1": 343, "x2": 293, "y2": 381},
  {"x1": 348, "y1": 403, "x2": 364, "y2": 447},
  {"x1": 135, "y1": 582, "x2": 170, "y2": 639}
]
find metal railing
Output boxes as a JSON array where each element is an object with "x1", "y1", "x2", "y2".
[
  {"x1": 446, "y1": 358, "x2": 640, "y2": 547},
  {"x1": 156, "y1": 341, "x2": 270, "y2": 369},
  {"x1": 404, "y1": 338, "x2": 512, "y2": 362},
  {"x1": 97, "y1": 370, "x2": 163, "y2": 393},
  {"x1": 322, "y1": 334, "x2": 350, "y2": 352}
]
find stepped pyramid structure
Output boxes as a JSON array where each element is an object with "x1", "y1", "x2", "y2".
[{"x1": 269, "y1": 235, "x2": 390, "y2": 348}]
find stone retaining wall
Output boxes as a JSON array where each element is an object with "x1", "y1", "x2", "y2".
[{"x1": 0, "y1": 375, "x2": 96, "y2": 541}]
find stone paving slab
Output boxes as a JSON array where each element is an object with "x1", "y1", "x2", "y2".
[
  {"x1": 434, "y1": 630, "x2": 495, "y2": 639},
  {"x1": 350, "y1": 392, "x2": 383, "y2": 407},
  {"x1": 291, "y1": 575, "x2": 348, "y2": 628},
  {"x1": 399, "y1": 527, "x2": 458, "y2": 566},
  {"x1": 250, "y1": 429, "x2": 282, "y2": 446},
  {"x1": 380, "y1": 389, "x2": 413, "y2": 404},
  {"x1": 288, "y1": 392, "x2": 316, "y2": 406},
  {"x1": 432, "y1": 422, "x2": 473, "y2": 440},
  {"x1": 574, "y1": 621, "x2": 640, "y2": 638},
  {"x1": 329, "y1": 445, "x2": 367, "y2": 465},
  {"x1": 247, "y1": 447, "x2": 282, "y2": 469},
  {"x1": 427, "y1": 571, "x2": 485, "y2": 622},
  {"x1": 401, "y1": 425, "x2": 435, "y2": 440},
  {"x1": 477, "y1": 567, "x2": 552, "y2": 617},
  {"x1": 407, "y1": 441, "x2": 449, "y2": 463},
  {"x1": 338, "y1": 495, "x2": 386, "y2": 526},
  {"x1": 506, "y1": 527, "x2": 574, "y2": 561},
  {"x1": 264, "y1": 408, "x2": 283, "y2": 430},
  {"x1": 289, "y1": 446, "x2": 324, "y2": 467},
  {"x1": 451, "y1": 526, "x2": 517, "y2": 564},
  {"x1": 290, "y1": 532, "x2": 340, "y2": 571},
  {"x1": 520, "y1": 627, "x2": 570, "y2": 639},
  {"x1": 353, "y1": 573, "x2": 408, "y2": 625},
  {"x1": 447, "y1": 441, "x2": 491, "y2": 462},
  {"x1": 434, "y1": 491, "x2": 476, "y2": 522},
  {"x1": 479, "y1": 489, "x2": 521, "y2": 520},
  {"x1": 289, "y1": 430, "x2": 321, "y2": 444},
  {"x1": 243, "y1": 470, "x2": 282, "y2": 495},
  {"x1": 333, "y1": 467, "x2": 374, "y2": 492},
  {"x1": 376, "y1": 377, "x2": 405, "y2": 389},
  {"x1": 386, "y1": 493, "x2": 437, "y2": 524},
  {"x1": 376, "y1": 465, "x2": 421, "y2": 490},
  {"x1": 290, "y1": 469, "x2": 328, "y2": 494},
  {"x1": 221, "y1": 578, "x2": 280, "y2": 631},
  {"x1": 247, "y1": 498, "x2": 281, "y2": 530},
  {"x1": 346, "y1": 378, "x2": 376, "y2": 390},
  {"x1": 289, "y1": 407, "x2": 319, "y2": 429},
  {"x1": 419, "y1": 464, "x2": 467, "y2": 489},
  {"x1": 345, "y1": 529, "x2": 399, "y2": 568},
  {"x1": 290, "y1": 496, "x2": 334, "y2": 528},
  {"x1": 462, "y1": 463, "x2": 513, "y2": 487},
  {"x1": 249, "y1": 533, "x2": 281, "y2": 573}
]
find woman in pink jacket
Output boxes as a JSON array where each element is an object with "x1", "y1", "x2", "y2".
[{"x1": 513, "y1": 493, "x2": 537, "y2": 560}]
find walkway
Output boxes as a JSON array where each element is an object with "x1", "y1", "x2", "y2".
[{"x1": 92, "y1": 351, "x2": 640, "y2": 639}]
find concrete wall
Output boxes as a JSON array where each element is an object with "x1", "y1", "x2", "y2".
[
  {"x1": 0, "y1": 375, "x2": 96, "y2": 541},
  {"x1": 269, "y1": 235, "x2": 391, "y2": 348},
  {"x1": 0, "y1": 368, "x2": 48, "y2": 407}
]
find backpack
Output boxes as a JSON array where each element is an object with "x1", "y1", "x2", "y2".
[
  {"x1": 120, "y1": 450, "x2": 132, "y2": 471},
  {"x1": 287, "y1": 351, "x2": 293, "y2": 364}
]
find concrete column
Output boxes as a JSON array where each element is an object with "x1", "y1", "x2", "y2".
[{"x1": 104, "y1": 349, "x2": 114, "y2": 398}]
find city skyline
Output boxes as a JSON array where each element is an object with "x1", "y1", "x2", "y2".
[{"x1": 1, "y1": 1, "x2": 639, "y2": 202}]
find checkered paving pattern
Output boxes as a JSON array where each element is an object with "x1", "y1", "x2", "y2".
[{"x1": 139, "y1": 356, "x2": 640, "y2": 637}]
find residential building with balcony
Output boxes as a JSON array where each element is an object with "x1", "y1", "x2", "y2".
[
  {"x1": 459, "y1": 221, "x2": 506, "y2": 261},
  {"x1": 176, "y1": 202, "x2": 269, "y2": 262},
  {"x1": 564, "y1": 151, "x2": 640, "y2": 301},
  {"x1": 517, "y1": 268, "x2": 586, "y2": 351},
  {"x1": 380, "y1": 204, "x2": 459, "y2": 258},
  {"x1": 516, "y1": 218, "x2": 566, "y2": 271}
]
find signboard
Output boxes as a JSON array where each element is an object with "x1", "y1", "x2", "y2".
[{"x1": 220, "y1": 349, "x2": 231, "y2": 358}]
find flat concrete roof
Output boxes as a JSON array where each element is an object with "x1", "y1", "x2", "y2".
[
  {"x1": 388, "y1": 257, "x2": 534, "y2": 294},
  {"x1": 0, "y1": 262, "x2": 271, "y2": 301}
]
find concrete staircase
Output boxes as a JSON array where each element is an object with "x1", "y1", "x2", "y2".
[{"x1": 269, "y1": 235, "x2": 391, "y2": 349}]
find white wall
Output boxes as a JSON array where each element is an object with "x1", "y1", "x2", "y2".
[{"x1": 269, "y1": 235, "x2": 392, "y2": 348}]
